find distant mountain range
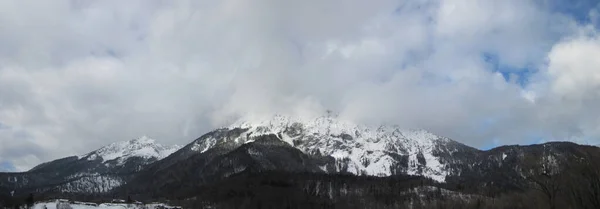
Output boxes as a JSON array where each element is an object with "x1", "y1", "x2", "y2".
[
  {"x1": 0, "y1": 136, "x2": 179, "y2": 194},
  {"x1": 2, "y1": 115, "x2": 600, "y2": 208}
]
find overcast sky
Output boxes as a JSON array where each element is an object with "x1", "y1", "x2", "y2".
[{"x1": 1, "y1": 0, "x2": 600, "y2": 171}]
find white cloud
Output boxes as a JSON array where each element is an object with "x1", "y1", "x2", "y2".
[
  {"x1": 531, "y1": 28, "x2": 600, "y2": 143},
  {"x1": 0, "y1": 0, "x2": 599, "y2": 171},
  {"x1": 547, "y1": 32, "x2": 600, "y2": 98}
]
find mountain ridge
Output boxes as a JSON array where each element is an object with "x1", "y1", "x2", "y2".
[
  {"x1": 118, "y1": 115, "x2": 600, "y2": 201},
  {"x1": 1, "y1": 136, "x2": 180, "y2": 195},
  {"x1": 77, "y1": 136, "x2": 180, "y2": 167},
  {"x1": 3, "y1": 115, "x2": 600, "y2": 205},
  {"x1": 186, "y1": 115, "x2": 473, "y2": 182},
  {"x1": 29, "y1": 136, "x2": 180, "y2": 172}
]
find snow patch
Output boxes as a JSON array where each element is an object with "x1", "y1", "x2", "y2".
[
  {"x1": 58, "y1": 174, "x2": 123, "y2": 193},
  {"x1": 34, "y1": 201, "x2": 180, "y2": 209},
  {"x1": 206, "y1": 115, "x2": 454, "y2": 182},
  {"x1": 81, "y1": 136, "x2": 180, "y2": 166}
]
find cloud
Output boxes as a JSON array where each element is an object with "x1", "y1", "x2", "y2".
[
  {"x1": 0, "y1": 0, "x2": 599, "y2": 171},
  {"x1": 530, "y1": 28, "x2": 600, "y2": 143}
]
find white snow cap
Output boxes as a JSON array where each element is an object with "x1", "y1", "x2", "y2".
[
  {"x1": 81, "y1": 136, "x2": 180, "y2": 165},
  {"x1": 208, "y1": 114, "x2": 453, "y2": 182}
]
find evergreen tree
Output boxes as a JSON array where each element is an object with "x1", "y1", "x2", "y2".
[{"x1": 25, "y1": 193, "x2": 34, "y2": 209}]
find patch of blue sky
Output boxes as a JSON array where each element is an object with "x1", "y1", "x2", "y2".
[
  {"x1": 0, "y1": 161, "x2": 16, "y2": 172},
  {"x1": 526, "y1": 135, "x2": 547, "y2": 145},
  {"x1": 480, "y1": 138, "x2": 501, "y2": 151},
  {"x1": 545, "y1": 0, "x2": 600, "y2": 25},
  {"x1": 476, "y1": 116, "x2": 547, "y2": 149},
  {"x1": 480, "y1": 135, "x2": 545, "y2": 150},
  {"x1": 482, "y1": 52, "x2": 537, "y2": 88},
  {"x1": 480, "y1": 0, "x2": 600, "y2": 89}
]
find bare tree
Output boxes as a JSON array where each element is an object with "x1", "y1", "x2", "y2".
[
  {"x1": 565, "y1": 155, "x2": 600, "y2": 209},
  {"x1": 527, "y1": 146, "x2": 561, "y2": 209},
  {"x1": 527, "y1": 174, "x2": 561, "y2": 209}
]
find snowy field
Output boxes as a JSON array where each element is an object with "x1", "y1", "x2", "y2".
[{"x1": 33, "y1": 201, "x2": 180, "y2": 209}]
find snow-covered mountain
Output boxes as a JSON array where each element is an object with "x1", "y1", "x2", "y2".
[
  {"x1": 184, "y1": 115, "x2": 474, "y2": 182},
  {"x1": 0, "y1": 136, "x2": 179, "y2": 194},
  {"x1": 124, "y1": 115, "x2": 600, "y2": 200},
  {"x1": 79, "y1": 136, "x2": 181, "y2": 167},
  {"x1": 4, "y1": 115, "x2": 600, "y2": 200}
]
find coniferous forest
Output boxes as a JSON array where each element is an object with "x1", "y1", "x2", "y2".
[{"x1": 3, "y1": 159, "x2": 599, "y2": 209}]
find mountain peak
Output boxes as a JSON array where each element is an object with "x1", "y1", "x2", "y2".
[
  {"x1": 230, "y1": 114, "x2": 361, "y2": 131},
  {"x1": 81, "y1": 136, "x2": 180, "y2": 166},
  {"x1": 130, "y1": 135, "x2": 155, "y2": 144},
  {"x1": 229, "y1": 114, "x2": 440, "y2": 141},
  {"x1": 193, "y1": 114, "x2": 457, "y2": 182}
]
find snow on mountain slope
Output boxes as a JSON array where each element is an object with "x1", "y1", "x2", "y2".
[
  {"x1": 34, "y1": 201, "x2": 179, "y2": 209},
  {"x1": 4, "y1": 136, "x2": 182, "y2": 194},
  {"x1": 58, "y1": 174, "x2": 123, "y2": 193},
  {"x1": 80, "y1": 136, "x2": 180, "y2": 166},
  {"x1": 189, "y1": 115, "x2": 464, "y2": 182}
]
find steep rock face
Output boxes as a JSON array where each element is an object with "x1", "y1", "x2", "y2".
[
  {"x1": 145, "y1": 128, "x2": 250, "y2": 173},
  {"x1": 0, "y1": 136, "x2": 179, "y2": 194},
  {"x1": 123, "y1": 135, "x2": 328, "y2": 197},
  {"x1": 184, "y1": 115, "x2": 476, "y2": 182}
]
